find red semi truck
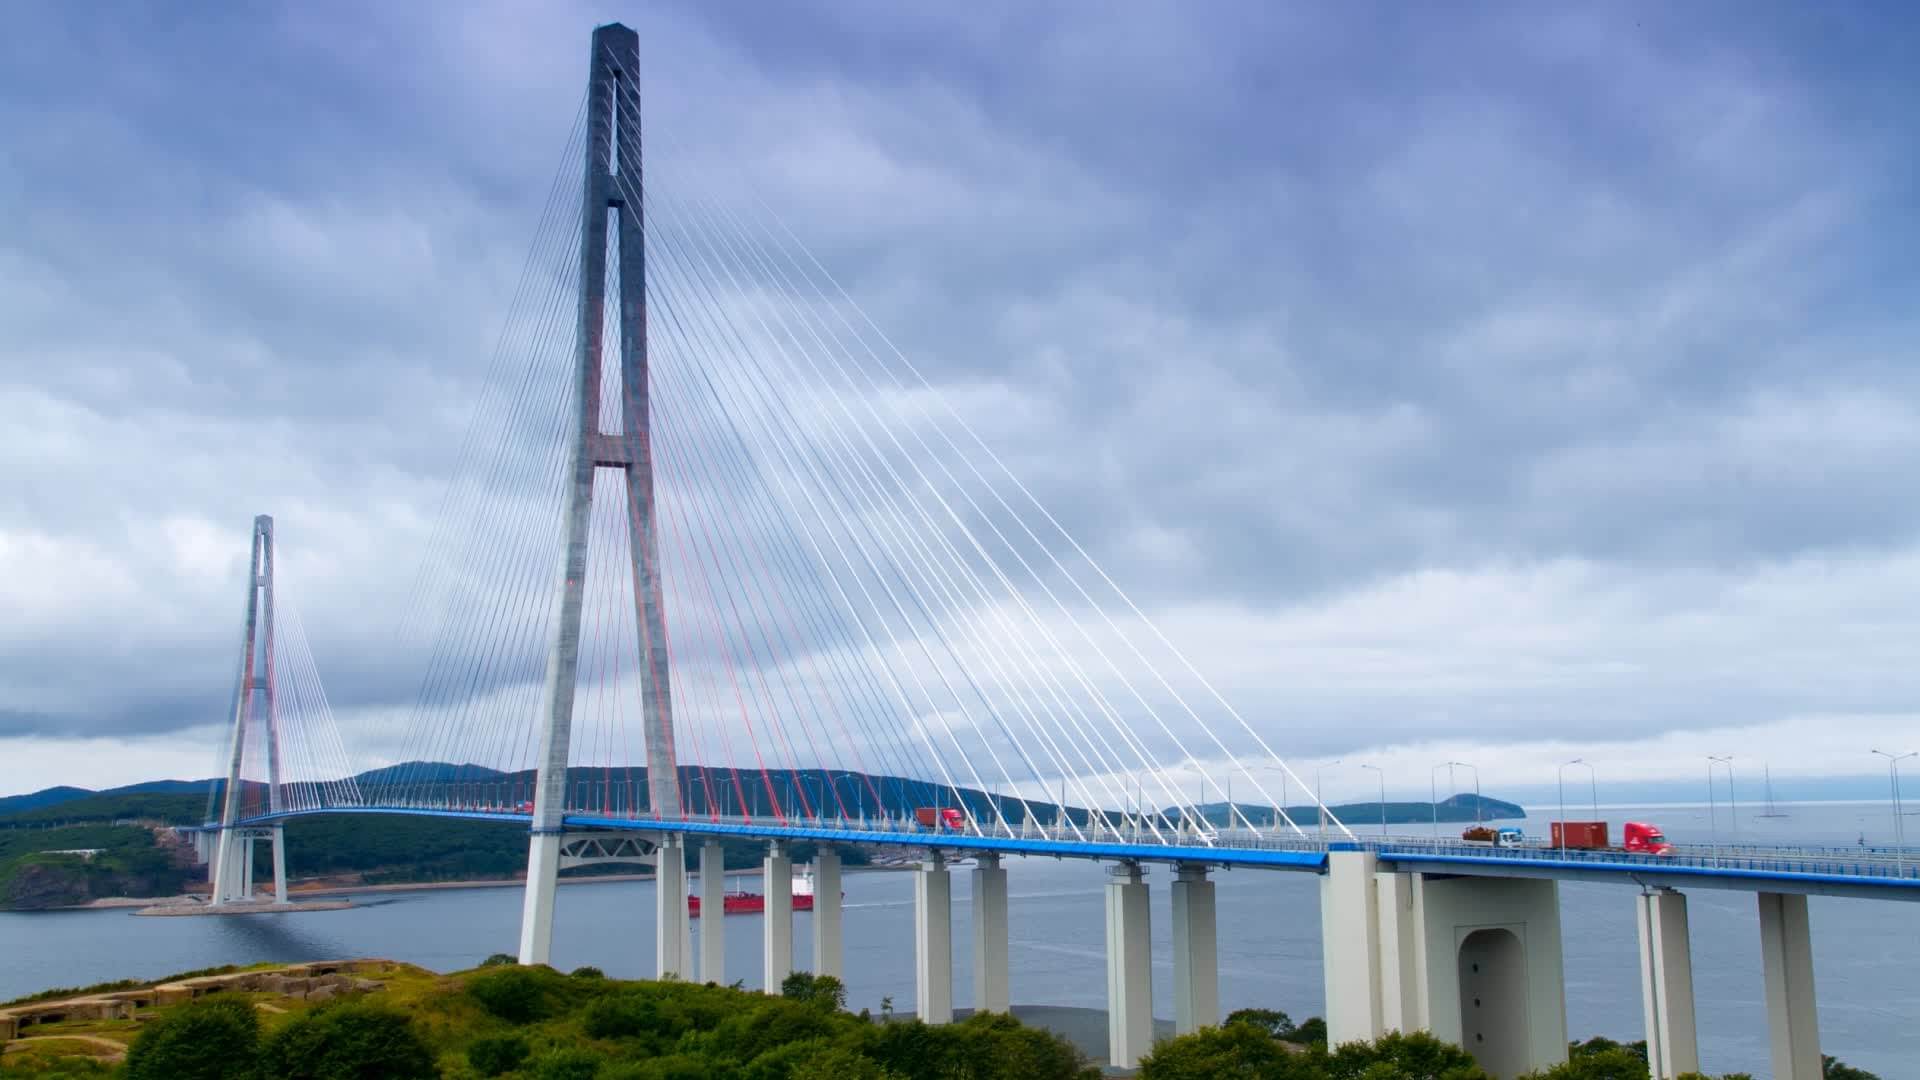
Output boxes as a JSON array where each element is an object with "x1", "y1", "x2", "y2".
[
  {"x1": 1551, "y1": 820, "x2": 1673, "y2": 855},
  {"x1": 914, "y1": 807, "x2": 965, "y2": 830}
]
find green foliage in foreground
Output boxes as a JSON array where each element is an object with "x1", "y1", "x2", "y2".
[
  {"x1": 1138, "y1": 1018, "x2": 1878, "y2": 1080},
  {"x1": 123, "y1": 995, "x2": 260, "y2": 1080},
  {"x1": 14, "y1": 967, "x2": 1884, "y2": 1080}
]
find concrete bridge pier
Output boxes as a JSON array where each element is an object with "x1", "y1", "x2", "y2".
[
  {"x1": 1321, "y1": 852, "x2": 1567, "y2": 1079},
  {"x1": 656, "y1": 834, "x2": 691, "y2": 979},
  {"x1": 914, "y1": 852, "x2": 953, "y2": 1023},
  {"x1": 241, "y1": 835, "x2": 254, "y2": 898},
  {"x1": 1321, "y1": 849, "x2": 1384, "y2": 1044},
  {"x1": 971, "y1": 853, "x2": 1010, "y2": 1013},
  {"x1": 1758, "y1": 892, "x2": 1821, "y2": 1078},
  {"x1": 1635, "y1": 889, "x2": 1699, "y2": 1078},
  {"x1": 1105, "y1": 861, "x2": 1152, "y2": 1068},
  {"x1": 764, "y1": 841, "x2": 793, "y2": 991},
  {"x1": 1170, "y1": 862, "x2": 1219, "y2": 1034},
  {"x1": 699, "y1": 841, "x2": 725, "y2": 982},
  {"x1": 270, "y1": 825, "x2": 287, "y2": 904},
  {"x1": 812, "y1": 849, "x2": 842, "y2": 979}
]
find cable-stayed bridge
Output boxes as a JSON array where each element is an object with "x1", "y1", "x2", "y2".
[{"x1": 185, "y1": 24, "x2": 1913, "y2": 1080}]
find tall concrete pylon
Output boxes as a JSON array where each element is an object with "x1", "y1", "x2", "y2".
[
  {"x1": 518, "y1": 21, "x2": 680, "y2": 965},
  {"x1": 209, "y1": 514, "x2": 287, "y2": 906}
]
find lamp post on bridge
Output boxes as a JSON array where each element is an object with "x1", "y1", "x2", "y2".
[
  {"x1": 1255, "y1": 763, "x2": 1290, "y2": 833},
  {"x1": 1707, "y1": 755, "x2": 1736, "y2": 852},
  {"x1": 1450, "y1": 761, "x2": 1481, "y2": 825},
  {"x1": 1358, "y1": 763, "x2": 1386, "y2": 836},
  {"x1": 1557, "y1": 758, "x2": 1597, "y2": 858},
  {"x1": 1314, "y1": 761, "x2": 1341, "y2": 844},
  {"x1": 1871, "y1": 749, "x2": 1916, "y2": 861},
  {"x1": 1429, "y1": 763, "x2": 1451, "y2": 840}
]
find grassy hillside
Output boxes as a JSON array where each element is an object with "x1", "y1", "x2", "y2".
[{"x1": 0, "y1": 961, "x2": 1099, "y2": 1079}]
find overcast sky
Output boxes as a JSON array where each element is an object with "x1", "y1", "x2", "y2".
[{"x1": 4, "y1": 2, "x2": 1919, "y2": 806}]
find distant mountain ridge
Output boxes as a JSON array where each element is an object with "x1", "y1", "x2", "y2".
[
  {"x1": 0, "y1": 781, "x2": 212, "y2": 818},
  {"x1": 4, "y1": 764, "x2": 1524, "y2": 830}
]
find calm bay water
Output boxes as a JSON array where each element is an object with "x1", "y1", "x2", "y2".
[{"x1": 2, "y1": 802, "x2": 1914, "y2": 1076}]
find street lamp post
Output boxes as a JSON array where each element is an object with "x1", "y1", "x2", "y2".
[
  {"x1": 1359, "y1": 763, "x2": 1386, "y2": 836},
  {"x1": 1708, "y1": 755, "x2": 1736, "y2": 847},
  {"x1": 1557, "y1": 758, "x2": 1597, "y2": 856},
  {"x1": 1448, "y1": 761, "x2": 1481, "y2": 825},
  {"x1": 1871, "y1": 749, "x2": 1916, "y2": 859},
  {"x1": 1315, "y1": 761, "x2": 1342, "y2": 843},
  {"x1": 1255, "y1": 763, "x2": 1291, "y2": 833},
  {"x1": 1429, "y1": 763, "x2": 1453, "y2": 840}
]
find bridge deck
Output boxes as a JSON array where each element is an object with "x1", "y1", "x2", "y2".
[{"x1": 219, "y1": 806, "x2": 1920, "y2": 899}]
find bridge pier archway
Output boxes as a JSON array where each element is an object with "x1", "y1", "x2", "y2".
[{"x1": 1457, "y1": 927, "x2": 1528, "y2": 1077}]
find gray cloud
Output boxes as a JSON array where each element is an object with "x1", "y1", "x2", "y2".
[{"x1": 4, "y1": 1, "x2": 1920, "y2": 795}]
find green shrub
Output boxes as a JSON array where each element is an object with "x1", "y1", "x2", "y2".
[
  {"x1": 1292, "y1": 1016, "x2": 1328, "y2": 1047},
  {"x1": 1137, "y1": 1020, "x2": 1306, "y2": 1080},
  {"x1": 571, "y1": 965, "x2": 607, "y2": 979},
  {"x1": 124, "y1": 994, "x2": 260, "y2": 1080},
  {"x1": 583, "y1": 991, "x2": 668, "y2": 1039},
  {"x1": 467, "y1": 965, "x2": 553, "y2": 1023},
  {"x1": 1325, "y1": 1030, "x2": 1487, "y2": 1079},
  {"x1": 601, "y1": 1055, "x2": 729, "y2": 1080},
  {"x1": 257, "y1": 1000, "x2": 435, "y2": 1080},
  {"x1": 534, "y1": 1046, "x2": 607, "y2": 1080},
  {"x1": 480, "y1": 952, "x2": 518, "y2": 967},
  {"x1": 467, "y1": 1033, "x2": 532, "y2": 1077},
  {"x1": 1520, "y1": 1046, "x2": 1650, "y2": 1079}
]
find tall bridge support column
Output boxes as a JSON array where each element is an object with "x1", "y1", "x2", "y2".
[
  {"x1": 812, "y1": 849, "x2": 843, "y2": 979},
  {"x1": 1322, "y1": 849, "x2": 1383, "y2": 1044},
  {"x1": 764, "y1": 842, "x2": 793, "y2": 991},
  {"x1": 271, "y1": 825, "x2": 288, "y2": 905},
  {"x1": 971, "y1": 853, "x2": 1009, "y2": 1014},
  {"x1": 699, "y1": 841, "x2": 725, "y2": 982},
  {"x1": 1635, "y1": 889, "x2": 1699, "y2": 1078},
  {"x1": 914, "y1": 853, "x2": 953, "y2": 1023},
  {"x1": 518, "y1": 832, "x2": 562, "y2": 964},
  {"x1": 241, "y1": 836, "x2": 255, "y2": 898},
  {"x1": 1171, "y1": 863, "x2": 1218, "y2": 1034},
  {"x1": 1104, "y1": 862, "x2": 1152, "y2": 1069},
  {"x1": 656, "y1": 834, "x2": 691, "y2": 979},
  {"x1": 1375, "y1": 869, "x2": 1422, "y2": 1032},
  {"x1": 1758, "y1": 892, "x2": 1821, "y2": 1078}
]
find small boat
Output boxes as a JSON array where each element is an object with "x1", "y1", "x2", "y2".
[{"x1": 687, "y1": 870, "x2": 816, "y2": 918}]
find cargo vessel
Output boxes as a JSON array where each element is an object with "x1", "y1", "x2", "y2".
[{"x1": 687, "y1": 870, "x2": 816, "y2": 917}]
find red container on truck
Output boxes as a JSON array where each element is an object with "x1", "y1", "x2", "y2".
[
  {"x1": 914, "y1": 807, "x2": 964, "y2": 829},
  {"x1": 1551, "y1": 821, "x2": 1608, "y2": 849}
]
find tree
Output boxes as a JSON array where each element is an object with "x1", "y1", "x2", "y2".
[
  {"x1": 258, "y1": 1000, "x2": 436, "y2": 1080},
  {"x1": 1823, "y1": 1058, "x2": 1882, "y2": 1080},
  {"x1": 1291, "y1": 1017, "x2": 1328, "y2": 1048},
  {"x1": 1224, "y1": 1008, "x2": 1297, "y2": 1039},
  {"x1": 1136, "y1": 1020, "x2": 1308, "y2": 1080},
  {"x1": 480, "y1": 952, "x2": 518, "y2": 967},
  {"x1": 124, "y1": 994, "x2": 260, "y2": 1080},
  {"x1": 781, "y1": 971, "x2": 848, "y2": 1010}
]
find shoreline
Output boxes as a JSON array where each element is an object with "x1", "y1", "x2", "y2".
[{"x1": 40, "y1": 860, "x2": 917, "y2": 910}]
